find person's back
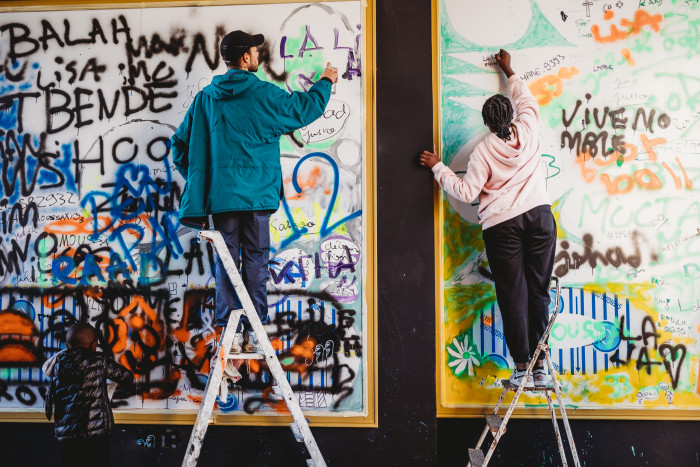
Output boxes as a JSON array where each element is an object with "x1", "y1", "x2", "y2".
[
  {"x1": 46, "y1": 323, "x2": 133, "y2": 467},
  {"x1": 176, "y1": 69, "x2": 330, "y2": 218}
]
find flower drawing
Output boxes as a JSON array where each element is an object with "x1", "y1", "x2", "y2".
[{"x1": 447, "y1": 334, "x2": 480, "y2": 376}]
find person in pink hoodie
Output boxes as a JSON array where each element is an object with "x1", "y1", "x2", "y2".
[{"x1": 420, "y1": 49, "x2": 556, "y2": 388}]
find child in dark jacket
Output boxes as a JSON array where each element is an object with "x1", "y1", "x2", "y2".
[{"x1": 44, "y1": 322, "x2": 133, "y2": 467}]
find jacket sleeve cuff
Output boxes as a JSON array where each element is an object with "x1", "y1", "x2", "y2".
[{"x1": 320, "y1": 77, "x2": 332, "y2": 83}]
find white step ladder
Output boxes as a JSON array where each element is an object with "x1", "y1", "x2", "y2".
[
  {"x1": 182, "y1": 230, "x2": 327, "y2": 467},
  {"x1": 467, "y1": 277, "x2": 581, "y2": 467}
]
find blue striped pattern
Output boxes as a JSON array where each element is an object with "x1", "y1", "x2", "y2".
[{"x1": 472, "y1": 287, "x2": 630, "y2": 375}]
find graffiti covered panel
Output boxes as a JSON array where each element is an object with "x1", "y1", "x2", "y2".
[
  {"x1": 0, "y1": 1, "x2": 370, "y2": 420},
  {"x1": 438, "y1": 0, "x2": 700, "y2": 414}
]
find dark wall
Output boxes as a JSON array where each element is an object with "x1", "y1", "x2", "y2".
[
  {"x1": 438, "y1": 419, "x2": 700, "y2": 466},
  {"x1": 3, "y1": 1, "x2": 698, "y2": 466},
  {"x1": 0, "y1": 0, "x2": 438, "y2": 466}
]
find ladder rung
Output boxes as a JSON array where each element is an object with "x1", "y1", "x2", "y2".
[
  {"x1": 484, "y1": 414, "x2": 504, "y2": 434},
  {"x1": 500, "y1": 379, "x2": 554, "y2": 392},
  {"x1": 227, "y1": 352, "x2": 266, "y2": 360},
  {"x1": 290, "y1": 422, "x2": 303, "y2": 442},
  {"x1": 468, "y1": 448, "x2": 485, "y2": 467}
]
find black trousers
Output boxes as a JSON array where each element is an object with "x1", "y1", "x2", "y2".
[
  {"x1": 60, "y1": 435, "x2": 110, "y2": 467},
  {"x1": 482, "y1": 205, "x2": 557, "y2": 364}
]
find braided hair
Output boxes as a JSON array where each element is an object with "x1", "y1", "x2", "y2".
[{"x1": 482, "y1": 94, "x2": 514, "y2": 140}]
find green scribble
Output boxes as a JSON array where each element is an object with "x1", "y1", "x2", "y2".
[
  {"x1": 442, "y1": 201, "x2": 496, "y2": 326},
  {"x1": 260, "y1": 26, "x2": 325, "y2": 89},
  {"x1": 445, "y1": 283, "x2": 496, "y2": 326},
  {"x1": 440, "y1": 4, "x2": 484, "y2": 53},
  {"x1": 280, "y1": 137, "x2": 297, "y2": 154},
  {"x1": 441, "y1": 1, "x2": 574, "y2": 52},
  {"x1": 443, "y1": 200, "x2": 485, "y2": 278},
  {"x1": 505, "y1": 1, "x2": 576, "y2": 50},
  {"x1": 443, "y1": 76, "x2": 491, "y2": 99},
  {"x1": 541, "y1": 154, "x2": 561, "y2": 179},
  {"x1": 441, "y1": 100, "x2": 484, "y2": 165},
  {"x1": 604, "y1": 373, "x2": 634, "y2": 400}
]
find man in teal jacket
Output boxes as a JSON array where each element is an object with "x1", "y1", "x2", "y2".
[{"x1": 171, "y1": 30, "x2": 337, "y2": 352}]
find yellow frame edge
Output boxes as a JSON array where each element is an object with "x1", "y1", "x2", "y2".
[
  {"x1": 0, "y1": 0, "x2": 378, "y2": 429},
  {"x1": 431, "y1": 0, "x2": 700, "y2": 421}
]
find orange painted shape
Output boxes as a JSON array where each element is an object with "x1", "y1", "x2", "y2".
[
  {"x1": 639, "y1": 133, "x2": 666, "y2": 161},
  {"x1": 593, "y1": 9, "x2": 663, "y2": 44},
  {"x1": 129, "y1": 315, "x2": 145, "y2": 330},
  {"x1": 592, "y1": 24, "x2": 627, "y2": 43},
  {"x1": 557, "y1": 66, "x2": 579, "y2": 80},
  {"x1": 620, "y1": 10, "x2": 663, "y2": 35},
  {"x1": 575, "y1": 152, "x2": 597, "y2": 183},
  {"x1": 0, "y1": 345, "x2": 39, "y2": 363},
  {"x1": 604, "y1": 10, "x2": 614, "y2": 20},
  {"x1": 634, "y1": 169, "x2": 662, "y2": 190},
  {"x1": 0, "y1": 311, "x2": 36, "y2": 335},
  {"x1": 529, "y1": 68, "x2": 579, "y2": 106},
  {"x1": 263, "y1": 387, "x2": 290, "y2": 414},
  {"x1": 286, "y1": 165, "x2": 323, "y2": 201},
  {"x1": 271, "y1": 339, "x2": 284, "y2": 351},
  {"x1": 42, "y1": 294, "x2": 66, "y2": 310},
  {"x1": 662, "y1": 162, "x2": 683, "y2": 189},
  {"x1": 110, "y1": 319, "x2": 128, "y2": 353},
  {"x1": 600, "y1": 173, "x2": 635, "y2": 194},
  {"x1": 43, "y1": 215, "x2": 110, "y2": 235},
  {"x1": 621, "y1": 48, "x2": 636, "y2": 66},
  {"x1": 676, "y1": 157, "x2": 693, "y2": 189}
]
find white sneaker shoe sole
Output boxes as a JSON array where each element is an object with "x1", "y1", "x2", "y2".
[{"x1": 509, "y1": 370, "x2": 534, "y2": 388}]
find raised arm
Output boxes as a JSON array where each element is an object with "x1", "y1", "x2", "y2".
[
  {"x1": 272, "y1": 62, "x2": 337, "y2": 135},
  {"x1": 420, "y1": 146, "x2": 489, "y2": 203},
  {"x1": 497, "y1": 49, "x2": 538, "y2": 132},
  {"x1": 105, "y1": 357, "x2": 134, "y2": 386}
]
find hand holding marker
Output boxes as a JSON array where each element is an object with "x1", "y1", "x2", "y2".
[{"x1": 321, "y1": 62, "x2": 339, "y2": 94}]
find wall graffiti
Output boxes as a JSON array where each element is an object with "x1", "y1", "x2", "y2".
[
  {"x1": 439, "y1": 0, "x2": 700, "y2": 413},
  {"x1": 0, "y1": 1, "x2": 368, "y2": 418}
]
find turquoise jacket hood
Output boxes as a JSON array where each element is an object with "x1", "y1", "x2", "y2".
[
  {"x1": 171, "y1": 70, "x2": 331, "y2": 228},
  {"x1": 203, "y1": 72, "x2": 258, "y2": 100}
]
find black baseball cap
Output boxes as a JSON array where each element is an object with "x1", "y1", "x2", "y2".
[{"x1": 220, "y1": 30, "x2": 265, "y2": 62}]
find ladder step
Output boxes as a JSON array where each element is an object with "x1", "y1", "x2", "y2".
[
  {"x1": 484, "y1": 414, "x2": 504, "y2": 434},
  {"x1": 228, "y1": 352, "x2": 266, "y2": 360},
  {"x1": 468, "y1": 448, "x2": 485, "y2": 467},
  {"x1": 501, "y1": 379, "x2": 554, "y2": 392},
  {"x1": 290, "y1": 422, "x2": 303, "y2": 443}
]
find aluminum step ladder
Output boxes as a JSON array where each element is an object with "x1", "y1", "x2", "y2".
[
  {"x1": 182, "y1": 230, "x2": 327, "y2": 467},
  {"x1": 467, "y1": 277, "x2": 581, "y2": 467}
]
